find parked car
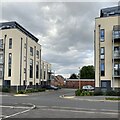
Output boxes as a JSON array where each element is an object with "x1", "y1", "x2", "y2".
[
  {"x1": 82, "y1": 85, "x2": 94, "y2": 91},
  {"x1": 41, "y1": 85, "x2": 58, "y2": 90}
]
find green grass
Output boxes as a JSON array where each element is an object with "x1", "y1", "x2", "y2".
[{"x1": 105, "y1": 97, "x2": 120, "y2": 101}]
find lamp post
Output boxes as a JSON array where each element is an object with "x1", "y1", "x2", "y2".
[{"x1": 78, "y1": 67, "x2": 81, "y2": 89}]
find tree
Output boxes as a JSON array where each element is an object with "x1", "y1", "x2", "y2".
[
  {"x1": 80, "y1": 65, "x2": 95, "y2": 79},
  {"x1": 69, "y1": 73, "x2": 78, "y2": 79}
]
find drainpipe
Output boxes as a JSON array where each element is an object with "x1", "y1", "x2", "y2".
[
  {"x1": 2, "y1": 34, "x2": 7, "y2": 88},
  {"x1": 98, "y1": 25, "x2": 101, "y2": 89}
]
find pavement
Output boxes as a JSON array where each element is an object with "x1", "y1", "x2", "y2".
[{"x1": 60, "y1": 94, "x2": 120, "y2": 102}]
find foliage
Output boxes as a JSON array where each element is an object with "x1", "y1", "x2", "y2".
[
  {"x1": 69, "y1": 73, "x2": 78, "y2": 79},
  {"x1": 105, "y1": 90, "x2": 117, "y2": 96},
  {"x1": 17, "y1": 90, "x2": 26, "y2": 94},
  {"x1": 105, "y1": 90, "x2": 120, "y2": 96},
  {"x1": 75, "y1": 89, "x2": 120, "y2": 96},
  {"x1": 75, "y1": 89, "x2": 94, "y2": 96},
  {"x1": 93, "y1": 91, "x2": 104, "y2": 96},
  {"x1": 17, "y1": 88, "x2": 46, "y2": 94},
  {"x1": 80, "y1": 65, "x2": 95, "y2": 79},
  {"x1": 105, "y1": 97, "x2": 120, "y2": 100},
  {"x1": 2, "y1": 87, "x2": 10, "y2": 93}
]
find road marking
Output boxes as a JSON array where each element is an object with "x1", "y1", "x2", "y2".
[
  {"x1": 41, "y1": 108, "x2": 118, "y2": 115},
  {"x1": 0, "y1": 105, "x2": 31, "y2": 109},
  {"x1": 14, "y1": 94, "x2": 29, "y2": 96},
  {"x1": 1, "y1": 103, "x2": 35, "y2": 119},
  {"x1": 37, "y1": 105, "x2": 118, "y2": 113}
]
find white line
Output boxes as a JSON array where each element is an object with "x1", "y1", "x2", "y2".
[
  {"x1": 41, "y1": 108, "x2": 118, "y2": 115},
  {"x1": 37, "y1": 105, "x2": 118, "y2": 113},
  {"x1": 2, "y1": 104, "x2": 35, "y2": 119}
]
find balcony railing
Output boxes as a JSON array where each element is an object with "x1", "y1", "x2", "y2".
[
  {"x1": 114, "y1": 51, "x2": 120, "y2": 59},
  {"x1": 113, "y1": 25, "x2": 120, "y2": 40}
]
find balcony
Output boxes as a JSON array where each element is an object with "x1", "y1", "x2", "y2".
[
  {"x1": 113, "y1": 25, "x2": 120, "y2": 41},
  {"x1": 114, "y1": 71, "x2": 120, "y2": 78},
  {"x1": 114, "y1": 51, "x2": 120, "y2": 59},
  {"x1": 114, "y1": 66, "x2": 120, "y2": 77}
]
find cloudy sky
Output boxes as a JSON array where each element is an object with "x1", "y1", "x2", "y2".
[{"x1": 0, "y1": 0, "x2": 119, "y2": 78}]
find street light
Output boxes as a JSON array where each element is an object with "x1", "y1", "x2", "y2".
[{"x1": 78, "y1": 67, "x2": 81, "y2": 89}]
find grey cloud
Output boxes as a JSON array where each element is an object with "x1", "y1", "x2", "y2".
[{"x1": 1, "y1": 2, "x2": 118, "y2": 78}]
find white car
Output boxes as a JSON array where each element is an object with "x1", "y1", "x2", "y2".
[{"x1": 82, "y1": 85, "x2": 94, "y2": 91}]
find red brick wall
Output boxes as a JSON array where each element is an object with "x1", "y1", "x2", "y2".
[{"x1": 65, "y1": 80, "x2": 95, "y2": 89}]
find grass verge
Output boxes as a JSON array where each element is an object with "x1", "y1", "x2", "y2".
[{"x1": 105, "y1": 97, "x2": 120, "y2": 101}]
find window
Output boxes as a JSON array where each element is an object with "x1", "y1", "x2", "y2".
[
  {"x1": 101, "y1": 81, "x2": 107, "y2": 88},
  {"x1": 0, "y1": 67, "x2": 3, "y2": 78},
  {"x1": 0, "y1": 54, "x2": 3, "y2": 64},
  {"x1": 0, "y1": 39, "x2": 3, "y2": 49},
  {"x1": 24, "y1": 43, "x2": 26, "y2": 49},
  {"x1": 114, "y1": 63, "x2": 120, "y2": 76},
  {"x1": 29, "y1": 82, "x2": 33, "y2": 86},
  {"x1": 37, "y1": 50, "x2": 39, "y2": 58},
  {"x1": 36, "y1": 62, "x2": 39, "y2": 79},
  {"x1": 9, "y1": 38, "x2": 12, "y2": 49},
  {"x1": 100, "y1": 47, "x2": 105, "y2": 59},
  {"x1": 100, "y1": 29, "x2": 105, "y2": 42},
  {"x1": 8, "y1": 53, "x2": 12, "y2": 77},
  {"x1": 101, "y1": 60, "x2": 105, "y2": 76},
  {"x1": 30, "y1": 47, "x2": 33, "y2": 56},
  {"x1": 44, "y1": 71, "x2": 46, "y2": 79},
  {"x1": 29, "y1": 59, "x2": 33, "y2": 78},
  {"x1": 24, "y1": 68, "x2": 26, "y2": 73}
]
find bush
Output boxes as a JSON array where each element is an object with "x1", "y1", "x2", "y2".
[
  {"x1": 17, "y1": 90, "x2": 26, "y2": 94},
  {"x1": 116, "y1": 91, "x2": 120, "y2": 96},
  {"x1": 105, "y1": 90, "x2": 117, "y2": 96},
  {"x1": 105, "y1": 97, "x2": 120, "y2": 100},
  {"x1": 93, "y1": 91, "x2": 104, "y2": 96},
  {"x1": 75, "y1": 89, "x2": 83, "y2": 96},
  {"x1": 2, "y1": 87, "x2": 10, "y2": 93},
  {"x1": 75, "y1": 89, "x2": 94, "y2": 96},
  {"x1": 38, "y1": 88, "x2": 46, "y2": 92}
]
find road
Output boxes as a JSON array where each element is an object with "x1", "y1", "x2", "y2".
[{"x1": 0, "y1": 89, "x2": 119, "y2": 119}]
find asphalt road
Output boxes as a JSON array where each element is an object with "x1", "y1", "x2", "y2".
[{"x1": 1, "y1": 89, "x2": 120, "y2": 119}]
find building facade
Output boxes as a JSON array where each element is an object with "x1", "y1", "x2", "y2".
[
  {"x1": 95, "y1": 6, "x2": 120, "y2": 90},
  {"x1": 0, "y1": 21, "x2": 51, "y2": 89},
  {"x1": 41, "y1": 60, "x2": 52, "y2": 85}
]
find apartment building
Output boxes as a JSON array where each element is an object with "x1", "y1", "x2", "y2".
[
  {"x1": 0, "y1": 21, "x2": 51, "y2": 89},
  {"x1": 41, "y1": 60, "x2": 52, "y2": 85},
  {"x1": 95, "y1": 6, "x2": 120, "y2": 91}
]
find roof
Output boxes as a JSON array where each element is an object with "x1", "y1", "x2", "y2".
[
  {"x1": 0, "y1": 21, "x2": 39, "y2": 42},
  {"x1": 66, "y1": 79, "x2": 95, "y2": 81},
  {"x1": 100, "y1": 5, "x2": 120, "y2": 17}
]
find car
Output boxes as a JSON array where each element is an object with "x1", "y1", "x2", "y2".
[
  {"x1": 41, "y1": 85, "x2": 58, "y2": 90},
  {"x1": 82, "y1": 85, "x2": 94, "y2": 91}
]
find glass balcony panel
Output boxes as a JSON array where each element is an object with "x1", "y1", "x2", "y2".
[
  {"x1": 114, "y1": 50, "x2": 120, "y2": 59},
  {"x1": 113, "y1": 31, "x2": 120, "y2": 39}
]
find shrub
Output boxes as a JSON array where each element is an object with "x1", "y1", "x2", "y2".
[
  {"x1": 105, "y1": 90, "x2": 117, "y2": 96},
  {"x1": 116, "y1": 91, "x2": 120, "y2": 96},
  {"x1": 75, "y1": 89, "x2": 94, "y2": 96},
  {"x1": 17, "y1": 90, "x2": 26, "y2": 94},
  {"x1": 75, "y1": 89, "x2": 83, "y2": 96},
  {"x1": 105, "y1": 97, "x2": 120, "y2": 100},
  {"x1": 38, "y1": 88, "x2": 46, "y2": 92},
  {"x1": 2, "y1": 87, "x2": 10, "y2": 93},
  {"x1": 93, "y1": 91, "x2": 104, "y2": 96}
]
